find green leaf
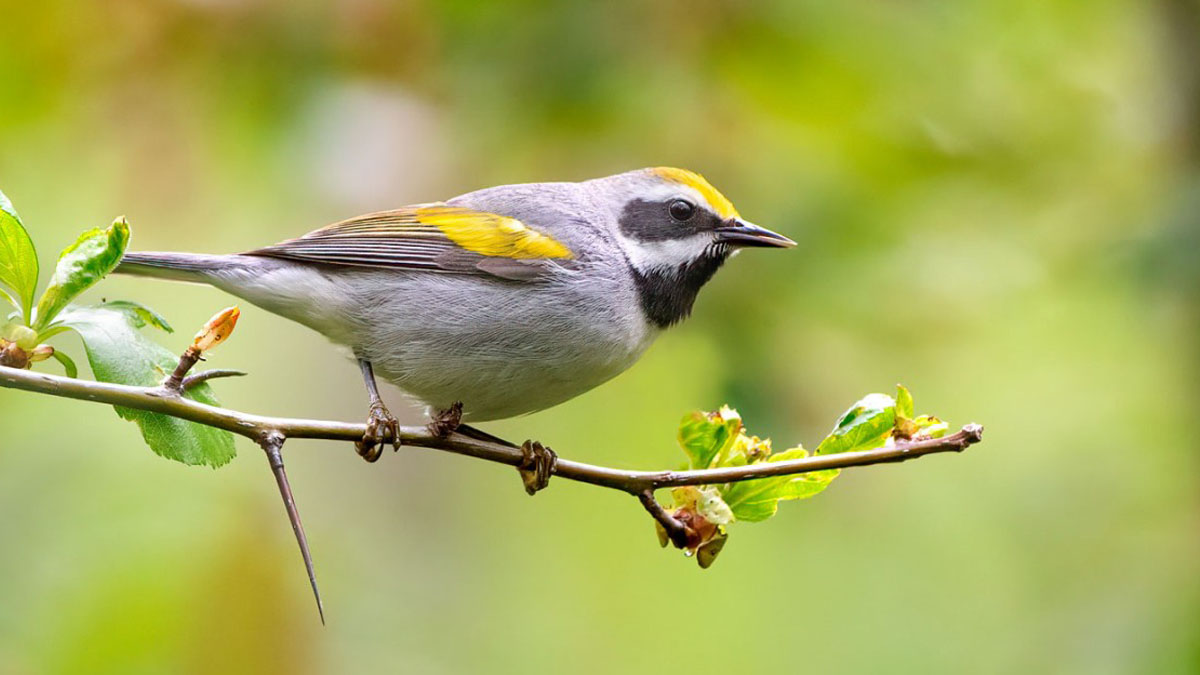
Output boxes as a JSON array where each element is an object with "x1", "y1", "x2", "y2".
[
  {"x1": 677, "y1": 406, "x2": 741, "y2": 470},
  {"x1": 57, "y1": 306, "x2": 236, "y2": 467},
  {"x1": 695, "y1": 531, "x2": 727, "y2": 569},
  {"x1": 895, "y1": 384, "x2": 918, "y2": 437},
  {"x1": 0, "y1": 286, "x2": 18, "y2": 314},
  {"x1": 94, "y1": 300, "x2": 173, "y2": 332},
  {"x1": 670, "y1": 485, "x2": 734, "y2": 526},
  {"x1": 34, "y1": 218, "x2": 130, "y2": 330},
  {"x1": 815, "y1": 393, "x2": 896, "y2": 455},
  {"x1": 50, "y1": 349, "x2": 78, "y2": 378},
  {"x1": 721, "y1": 447, "x2": 839, "y2": 522},
  {"x1": 911, "y1": 414, "x2": 949, "y2": 438},
  {"x1": 0, "y1": 189, "x2": 38, "y2": 324},
  {"x1": 31, "y1": 323, "x2": 71, "y2": 341},
  {"x1": 896, "y1": 384, "x2": 914, "y2": 419},
  {"x1": 723, "y1": 481, "x2": 787, "y2": 522},
  {"x1": 774, "y1": 467, "x2": 841, "y2": 501}
]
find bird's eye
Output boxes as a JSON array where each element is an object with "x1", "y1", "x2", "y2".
[{"x1": 668, "y1": 199, "x2": 696, "y2": 222}]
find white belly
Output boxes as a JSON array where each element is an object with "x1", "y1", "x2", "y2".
[
  {"x1": 358, "y1": 275, "x2": 656, "y2": 421},
  {"x1": 216, "y1": 264, "x2": 656, "y2": 421},
  {"x1": 369, "y1": 325, "x2": 654, "y2": 421}
]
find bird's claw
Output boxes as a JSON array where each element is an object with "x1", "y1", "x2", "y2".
[
  {"x1": 427, "y1": 401, "x2": 463, "y2": 439},
  {"x1": 356, "y1": 402, "x2": 400, "y2": 462},
  {"x1": 518, "y1": 440, "x2": 556, "y2": 495}
]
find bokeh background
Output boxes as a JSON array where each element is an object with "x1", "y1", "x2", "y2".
[{"x1": 2, "y1": 1, "x2": 1198, "y2": 673}]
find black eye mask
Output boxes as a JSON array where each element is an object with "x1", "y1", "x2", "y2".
[{"x1": 618, "y1": 198, "x2": 723, "y2": 242}]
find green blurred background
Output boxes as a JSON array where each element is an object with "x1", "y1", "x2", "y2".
[{"x1": 2, "y1": 0, "x2": 1198, "y2": 672}]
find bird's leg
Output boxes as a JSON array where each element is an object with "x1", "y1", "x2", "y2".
[
  {"x1": 427, "y1": 401, "x2": 463, "y2": 438},
  {"x1": 517, "y1": 440, "x2": 557, "y2": 495},
  {"x1": 355, "y1": 359, "x2": 400, "y2": 462}
]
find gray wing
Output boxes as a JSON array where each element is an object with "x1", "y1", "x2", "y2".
[{"x1": 244, "y1": 204, "x2": 575, "y2": 281}]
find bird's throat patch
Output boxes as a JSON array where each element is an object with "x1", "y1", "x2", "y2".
[
  {"x1": 416, "y1": 206, "x2": 574, "y2": 260},
  {"x1": 631, "y1": 252, "x2": 728, "y2": 328}
]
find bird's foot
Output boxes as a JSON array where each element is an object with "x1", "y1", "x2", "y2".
[
  {"x1": 518, "y1": 440, "x2": 557, "y2": 495},
  {"x1": 427, "y1": 402, "x2": 463, "y2": 439},
  {"x1": 355, "y1": 402, "x2": 400, "y2": 462}
]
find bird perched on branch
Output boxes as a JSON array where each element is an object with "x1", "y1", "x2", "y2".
[{"x1": 117, "y1": 167, "x2": 794, "y2": 465}]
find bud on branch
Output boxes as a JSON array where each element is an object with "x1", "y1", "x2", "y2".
[
  {"x1": 192, "y1": 306, "x2": 240, "y2": 352},
  {"x1": 162, "y1": 306, "x2": 240, "y2": 392}
]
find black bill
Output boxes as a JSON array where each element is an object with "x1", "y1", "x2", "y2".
[{"x1": 714, "y1": 219, "x2": 796, "y2": 248}]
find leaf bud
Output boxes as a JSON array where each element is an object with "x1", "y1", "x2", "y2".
[
  {"x1": 1, "y1": 323, "x2": 37, "y2": 350},
  {"x1": 28, "y1": 344, "x2": 54, "y2": 362},
  {"x1": 0, "y1": 339, "x2": 29, "y2": 369},
  {"x1": 192, "y1": 306, "x2": 240, "y2": 352}
]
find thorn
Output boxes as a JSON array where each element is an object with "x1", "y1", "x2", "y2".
[
  {"x1": 261, "y1": 433, "x2": 325, "y2": 624},
  {"x1": 181, "y1": 368, "x2": 248, "y2": 390}
]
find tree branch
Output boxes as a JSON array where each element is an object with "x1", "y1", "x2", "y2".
[
  {"x1": 0, "y1": 363, "x2": 984, "y2": 621},
  {"x1": 0, "y1": 365, "x2": 984, "y2": 493}
]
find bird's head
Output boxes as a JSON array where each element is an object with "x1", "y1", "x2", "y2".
[{"x1": 589, "y1": 167, "x2": 794, "y2": 328}]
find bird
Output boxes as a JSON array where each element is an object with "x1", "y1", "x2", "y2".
[{"x1": 117, "y1": 167, "x2": 794, "y2": 465}]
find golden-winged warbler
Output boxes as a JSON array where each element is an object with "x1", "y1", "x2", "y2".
[{"x1": 118, "y1": 167, "x2": 794, "y2": 460}]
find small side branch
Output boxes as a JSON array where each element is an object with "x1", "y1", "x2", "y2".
[
  {"x1": 638, "y1": 491, "x2": 691, "y2": 549},
  {"x1": 161, "y1": 345, "x2": 203, "y2": 393},
  {"x1": 182, "y1": 369, "x2": 247, "y2": 390}
]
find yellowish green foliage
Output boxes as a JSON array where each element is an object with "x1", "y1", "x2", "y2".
[
  {"x1": 0, "y1": 188, "x2": 234, "y2": 466},
  {"x1": 665, "y1": 385, "x2": 950, "y2": 567}
]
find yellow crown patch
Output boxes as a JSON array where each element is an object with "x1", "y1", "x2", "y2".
[{"x1": 650, "y1": 167, "x2": 740, "y2": 220}]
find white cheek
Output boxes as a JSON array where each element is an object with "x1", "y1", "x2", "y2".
[{"x1": 619, "y1": 233, "x2": 714, "y2": 272}]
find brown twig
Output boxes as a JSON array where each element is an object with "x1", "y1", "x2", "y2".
[
  {"x1": 182, "y1": 369, "x2": 247, "y2": 390},
  {"x1": 162, "y1": 346, "x2": 202, "y2": 392},
  {"x1": 638, "y1": 490, "x2": 691, "y2": 548}
]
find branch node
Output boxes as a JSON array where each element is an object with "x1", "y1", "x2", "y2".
[
  {"x1": 427, "y1": 401, "x2": 463, "y2": 439},
  {"x1": 259, "y1": 429, "x2": 286, "y2": 455}
]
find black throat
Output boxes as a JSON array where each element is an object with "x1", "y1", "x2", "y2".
[{"x1": 631, "y1": 250, "x2": 728, "y2": 329}]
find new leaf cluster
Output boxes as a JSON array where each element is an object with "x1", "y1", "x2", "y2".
[
  {"x1": 0, "y1": 188, "x2": 234, "y2": 467},
  {"x1": 663, "y1": 385, "x2": 949, "y2": 567}
]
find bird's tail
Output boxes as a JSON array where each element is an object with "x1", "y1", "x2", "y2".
[{"x1": 116, "y1": 252, "x2": 239, "y2": 284}]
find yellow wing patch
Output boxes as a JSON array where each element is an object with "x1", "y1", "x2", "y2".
[
  {"x1": 415, "y1": 206, "x2": 573, "y2": 260},
  {"x1": 650, "y1": 167, "x2": 740, "y2": 220}
]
